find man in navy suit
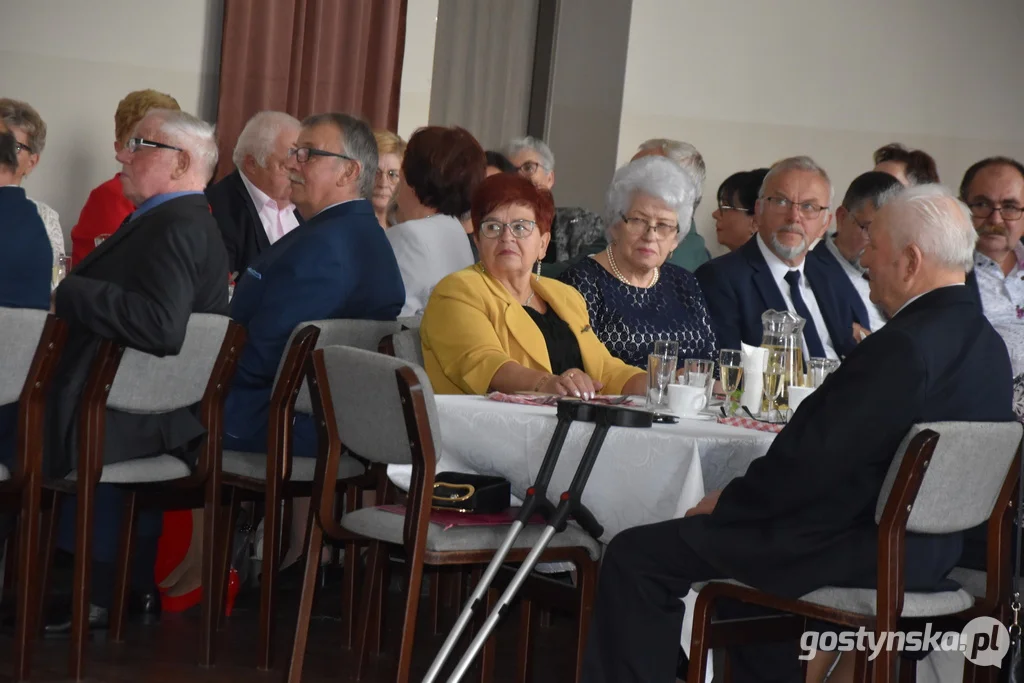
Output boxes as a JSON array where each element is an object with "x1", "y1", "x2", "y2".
[
  {"x1": 696, "y1": 156, "x2": 869, "y2": 360},
  {"x1": 224, "y1": 112, "x2": 405, "y2": 459},
  {"x1": 583, "y1": 184, "x2": 1013, "y2": 683}
]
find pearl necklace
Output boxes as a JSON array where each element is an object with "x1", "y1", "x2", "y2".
[{"x1": 606, "y1": 246, "x2": 659, "y2": 288}]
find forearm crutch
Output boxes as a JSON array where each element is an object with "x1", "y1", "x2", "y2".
[
  {"x1": 421, "y1": 399, "x2": 597, "y2": 683},
  {"x1": 440, "y1": 403, "x2": 653, "y2": 683}
]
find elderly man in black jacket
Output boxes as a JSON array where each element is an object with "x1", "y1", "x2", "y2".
[
  {"x1": 582, "y1": 184, "x2": 1014, "y2": 683},
  {"x1": 42, "y1": 108, "x2": 229, "y2": 636}
]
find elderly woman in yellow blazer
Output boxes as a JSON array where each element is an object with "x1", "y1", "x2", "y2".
[{"x1": 420, "y1": 173, "x2": 647, "y2": 399}]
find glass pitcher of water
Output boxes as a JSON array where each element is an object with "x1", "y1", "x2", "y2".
[{"x1": 760, "y1": 309, "x2": 806, "y2": 411}]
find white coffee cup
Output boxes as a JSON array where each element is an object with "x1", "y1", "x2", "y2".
[
  {"x1": 788, "y1": 385, "x2": 815, "y2": 413},
  {"x1": 667, "y1": 383, "x2": 707, "y2": 417}
]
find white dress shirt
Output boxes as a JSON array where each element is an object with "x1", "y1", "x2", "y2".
[
  {"x1": 755, "y1": 234, "x2": 838, "y2": 360},
  {"x1": 387, "y1": 213, "x2": 475, "y2": 318},
  {"x1": 974, "y1": 245, "x2": 1024, "y2": 376},
  {"x1": 239, "y1": 171, "x2": 299, "y2": 245},
  {"x1": 823, "y1": 235, "x2": 887, "y2": 331}
]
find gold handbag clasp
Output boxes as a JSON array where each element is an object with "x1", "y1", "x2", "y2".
[{"x1": 432, "y1": 482, "x2": 476, "y2": 503}]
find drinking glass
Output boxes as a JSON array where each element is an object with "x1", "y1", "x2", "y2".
[
  {"x1": 808, "y1": 357, "x2": 841, "y2": 388},
  {"x1": 646, "y1": 339, "x2": 679, "y2": 409},
  {"x1": 762, "y1": 349, "x2": 786, "y2": 421},
  {"x1": 719, "y1": 349, "x2": 743, "y2": 415},
  {"x1": 683, "y1": 358, "x2": 715, "y2": 409},
  {"x1": 51, "y1": 254, "x2": 70, "y2": 291}
]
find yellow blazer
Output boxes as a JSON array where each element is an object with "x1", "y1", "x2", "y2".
[{"x1": 420, "y1": 264, "x2": 645, "y2": 395}]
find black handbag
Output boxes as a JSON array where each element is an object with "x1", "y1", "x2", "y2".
[
  {"x1": 1008, "y1": 449, "x2": 1023, "y2": 683},
  {"x1": 432, "y1": 472, "x2": 511, "y2": 514}
]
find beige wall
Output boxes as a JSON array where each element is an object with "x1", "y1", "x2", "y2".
[
  {"x1": 618, "y1": 0, "x2": 1024, "y2": 256},
  {"x1": 0, "y1": 0, "x2": 223, "y2": 249},
  {"x1": 397, "y1": 0, "x2": 440, "y2": 140}
]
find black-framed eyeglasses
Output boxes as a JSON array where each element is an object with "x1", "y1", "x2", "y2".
[
  {"x1": 127, "y1": 137, "x2": 183, "y2": 154},
  {"x1": 13, "y1": 141, "x2": 33, "y2": 155},
  {"x1": 846, "y1": 212, "x2": 871, "y2": 231},
  {"x1": 718, "y1": 203, "x2": 753, "y2": 215},
  {"x1": 967, "y1": 201, "x2": 1024, "y2": 221},
  {"x1": 376, "y1": 168, "x2": 400, "y2": 184},
  {"x1": 289, "y1": 147, "x2": 355, "y2": 164},
  {"x1": 516, "y1": 161, "x2": 548, "y2": 176},
  {"x1": 620, "y1": 213, "x2": 679, "y2": 239},
  {"x1": 764, "y1": 195, "x2": 828, "y2": 219},
  {"x1": 479, "y1": 219, "x2": 537, "y2": 239}
]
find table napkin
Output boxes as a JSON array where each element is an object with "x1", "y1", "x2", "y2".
[{"x1": 740, "y1": 342, "x2": 767, "y2": 414}]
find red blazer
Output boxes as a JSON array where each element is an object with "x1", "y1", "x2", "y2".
[{"x1": 69, "y1": 174, "x2": 134, "y2": 267}]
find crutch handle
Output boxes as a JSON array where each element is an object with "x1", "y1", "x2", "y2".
[{"x1": 570, "y1": 502, "x2": 603, "y2": 540}]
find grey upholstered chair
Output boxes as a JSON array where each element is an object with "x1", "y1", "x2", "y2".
[
  {"x1": 41, "y1": 313, "x2": 244, "y2": 679},
  {"x1": 687, "y1": 422, "x2": 1023, "y2": 683},
  {"x1": 284, "y1": 345, "x2": 601, "y2": 683},
  {"x1": 219, "y1": 318, "x2": 402, "y2": 670},
  {"x1": 0, "y1": 309, "x2": 67, "y2": 681},
  {"x1": 381, "y1": 327, "x2": 424, "y2": 366}
]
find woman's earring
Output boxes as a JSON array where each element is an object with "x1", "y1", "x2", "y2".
[{"x1": 535, "y1": 260, "x2": 542, "y2": 280}]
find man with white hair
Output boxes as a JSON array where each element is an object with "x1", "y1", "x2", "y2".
[
  {"x1": 41, "y1": 108, "x2": 230, "y2": 636},
  {"x1": 207, "y1": 110, "x2": 302, "y2": 275},
  {"x1": 583, "y1": 183, "x2": 1014, "y2": 682},
  {"x1": 696, "y1": 156, "x2": 869, "y2": 359}
]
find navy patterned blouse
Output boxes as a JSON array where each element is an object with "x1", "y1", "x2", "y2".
[{"x1": 558, "y1": 257, "x2": 718, "y2": 368}]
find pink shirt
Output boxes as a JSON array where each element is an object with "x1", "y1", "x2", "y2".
[{"x1": 239, "y1": 171, "x2": 300, "y2": 244}]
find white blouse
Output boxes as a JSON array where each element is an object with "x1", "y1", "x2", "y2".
[{"x1": 30, "y1": 198, "x2": 65, "y2": 264}]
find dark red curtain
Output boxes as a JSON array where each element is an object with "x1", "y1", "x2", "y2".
[{"x1": 214, "y1": 0, "x2": 408, "y2": 180}]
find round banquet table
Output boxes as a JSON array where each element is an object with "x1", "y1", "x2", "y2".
[{"x1": 386, "y1": 395, "x2": 777, "y2": 677}]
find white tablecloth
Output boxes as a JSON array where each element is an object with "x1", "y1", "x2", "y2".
[{"x1": 387, "y1": 395, "x2": 777, "y2": 678}]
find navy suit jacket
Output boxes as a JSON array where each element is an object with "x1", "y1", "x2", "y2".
[
  {"x1": 811, "y1": 239, "x2": 872, "y2": 329},
  {"x1": 224, "y1": 199, "x2": 405, "y2": 455},
  {"x1": 695, "y1": 237, "x2": 867, "y2": 358},
  {"x1": 681, "y1": 284, "x2": 1014, "y2": 597},
  {"x1": 0, "y1": 186, "x2": 53, "y2": 466}
]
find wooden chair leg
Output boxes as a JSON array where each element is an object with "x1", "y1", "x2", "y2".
[
  {"x1": 354, "y1": 540, "x2": 387, "y2": 681},
  {"x1": 12, "y1": 483, "x2": 43, "y2": 682},
  {"x1": 216, "y1": 488, "x2": 240, "y2": 632},
  {"x1": 477, "y1": 585, "x2": 498, "y2": 683},
  {"x1": 69, "y1": 480, "x2": 97, "y2": 680},
  {"x1": 198, "y1": 476, "x2": 221, "y2": 668},
  {"x1": 395, "y1": 551, "x2": 427, "y2": 683},
  {"x1": 283, "y1": 509, "x2": 324, "y2": 683},
  {"x1": 340, "y1": 485, "x2": 359, "y2": 649},
  {"x1": 428, "y1": 570, "x2": 442, "y2": 635},
  {"x1": 539, "y1": 607, "x2": 553, "y2": 628},
  {"x1": 257, "y1": 481, "x2": 282, "y2": 670},
  {"x1": 109, "y1": 491, "x2": 137, "y2": 643},
  {"x1": 37, "y1": 493, "x2": 59, "y2": 631},
  {"x1": 3, "y1": 524, "x2": 18, "y2": 605},
  {"x1": 852, "y1": 649, "x2": 869, "y2": 683},
  {"x1": 572, "y1": 558, "x2": 597, "y2": 683},
  {"x1": 685, "y1": 589, "x2": 716, "y2": 683},
  {"x1": 516, "y1": 599, "x2": 534, "y2": 683},
  {"x1": 899, "y1": 655, "x2": 916, "y2": 683}
]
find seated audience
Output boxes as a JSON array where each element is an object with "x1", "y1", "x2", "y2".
[
  {"x1": 696, "y1": 156, "x2": 869, "y2": 359},
  {"x1": 813, "y1": 171, "x2": 903, "y2": 334},
  {"x1": 224, "y1": 112, "x2": 404, "y2": 459},
  {"x1": 372, "y1": 129, "x2": 405, "y2": 227},
  {"x1": 386, "y1": 125, "x2": 483, "y2": 319},
  {"x1": 872, "y1": 142, "x2": 940, "y2": 185},
  {"x1": 207, "y1": 110, "x2": 302, "y2": 276},
  {"x1": 420, "y1": 173, "x2": 647, "y2": 398},
  {"x1": 41, "y1": 109, "x2": 230, "y2": 635},
  {"x1": 503, "y1": 136, "x2": 605, "y2": 268},
  {"x1": 70, "y1": 89, "x2": 180, "y2": 267},
  {"x1": 582, "y1": 183, "x2": 1013, "y2": 683},
  {"x1": 0, "y1": 125, "x2": 52, "y2": 471},
  {"x1": 711, "y1": 168, "x2": 769, "y2": 252},
  {"x1": 960, "y1": 156, "x2": 1024, "y2": 418},
  {"x1": 0, "y1": 98, "x2": 64, "y2": 263},
  {"x1": 559, "y1": 156, "x2": 717, "y2": 368},
  {"x1": 485, "y1": 150, "x2": 516, "y2": 176},
  {"x1": 631, "y1": 138, "x2": 711, "y2": 271}
]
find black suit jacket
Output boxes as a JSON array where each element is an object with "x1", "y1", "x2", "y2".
[
  {"x1": 680, "y1": 285, "x2": 1014, "y2": 597},
  {"x1": 206, "y1": 169, "x2": 302, "y2": 275},
  {"x1": 695, "y1": 237, "x2": 867, "y2": 357},
  {"x1": 44, "y1": 193, "x2": 230, "y2": 478},
  {"x1": 811, "y1": 238, "x2": 872, "y2": 330}
]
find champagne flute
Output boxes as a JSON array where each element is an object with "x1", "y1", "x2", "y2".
[
  {"x1": 719, "y1": 349, "x2": 743, "y2": 416},
  {"x1": 762, "y1": 349, "x2": 785, "y2": 421}
]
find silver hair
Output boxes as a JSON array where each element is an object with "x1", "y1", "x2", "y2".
[
  {"x1": 877, "y1": 183, "x2": 976, "y2": 272},
  {"x1": 232, "y1": 110, "x2": 300, "y2": 169},
  {"x1": 759, "y1": 155, "x2": 835, "y2": 206},
  {"x1": 637, "y1": 138, "x2": 706, "y2": 206},
  {"x1": 503, "y1": 136, "x2": 554, "y2": 170},
  {"x1": 146, "y1": 109, "x2": 218, "y2": 182},
  {"x1": 302, "y1": 112, "x2": 378, "y2": 198},
  {"x1": 604, "y1": 156, "x2": 698, "y2": 242}
]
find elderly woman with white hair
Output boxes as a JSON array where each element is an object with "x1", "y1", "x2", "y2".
[{"x1": 558, "y1": 156, "x2": 717, "y2": 368}]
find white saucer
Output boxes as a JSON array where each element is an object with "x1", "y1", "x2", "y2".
[{"x1": 676, "y1": 412, "x2": 715, "y2": 421}]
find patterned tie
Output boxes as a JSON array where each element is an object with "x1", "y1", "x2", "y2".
[{"x1": 784, "y1": 270, "x2": 826, "y2": 358}]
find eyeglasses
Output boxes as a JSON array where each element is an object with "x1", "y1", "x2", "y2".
[
  {"x1": 620, "y1": 213, "x2": 679, "y2": 239},
  {"x1": 718, "y1": 203, "x2": 752, "y2": 215},
  {"x1": 479, "y1": 219, "x2": 537, "y2": 239},
  {"x1": 289, "y1": 147, "x2": 355, "y2": 164},
  {"x1": 516, "y1": 161, "x2": 547, "y2": 176},
  {"x1": 376, "y1": 168, "x2": 400, "y2": 184},
  {"x1": 764, "y1": 195, "x2": 828, "y2": 219},
  {"x1": 846, "y1": 212, "x2": 871, "y2": 231},
  {"x1": 13, "y1": 141, "x2": 33, "y2": 155},
  {"x1": 967, "y1": 201, "x2": 1024, "y2": 221},
  {"x1": 127, "y1": 137, "x2": 183, "y2": 154}
]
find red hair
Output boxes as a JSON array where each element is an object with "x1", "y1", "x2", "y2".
[{"x1": 470, "y1": 172, "x2": 555, "y2": 236}]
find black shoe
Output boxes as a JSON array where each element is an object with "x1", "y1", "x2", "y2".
[
  {"x1": 128, "y1": 590, "x2": 161, "y2": 625},
  {"x1": 43, "y1": 603, "x2": 109, "y2": 640}
]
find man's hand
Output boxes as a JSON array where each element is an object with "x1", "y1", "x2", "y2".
[
  {"x1": 852, "y1": 323, "x2": 871, "y2": 343},
  {"x1": 684, "y1": 489, "x2": 722, "y2": 517}
]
